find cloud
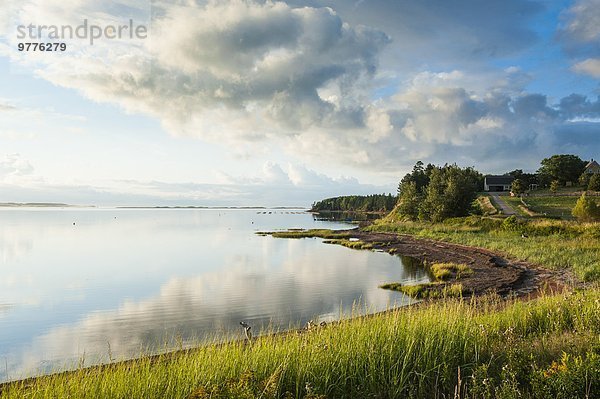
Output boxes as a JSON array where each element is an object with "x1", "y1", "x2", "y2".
[
  {"x1": 1, "y1": 0, "x2": 598, "y2": 182},
  {"x1": 285, "y1": 0, "x2": 542, "y2": 63},
  {"x1": 0, "y1": 102, "x2": 86, "y2": 141},
  {"x1": 559, "y1": 0, "x2": 600, "y2": 77},
  {"x1": 289, "y1": 69, "x2": 600, "y2": 174},
  {"x1": 0, "y1": 100, "x2": 16, "y2": 111},
  {"x1": 560, "y1": 0, "x2": 600, "y2": 46},
  {"x1": 0, "y1": 161, "x2": 393, "y2": 206},
  {"x1": 572, "y1": 58, "x2": 600, "y2": 78},
  {"x1": 0, "y1": 154, "x2": 34, "y2": 182},
  {"x1": 2, "y1": 0, "x2": 389, "y2": 145}
]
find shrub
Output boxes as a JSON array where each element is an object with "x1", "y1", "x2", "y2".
[
  {"x1": 572, "y1": 193, "x2": 600, "y2": 222},
  {"x1": 531, "y1": 351, "x2": 600, "y2": 399},
  {"x1": 588, "y1": 174, "x2": 600, "y2": 192},
  {"x1": 502, "y1": 215, "x2": 522, "y2": 232},
  {"x1": 579, "y1": 173, "x2": 591, "y2": 188}
]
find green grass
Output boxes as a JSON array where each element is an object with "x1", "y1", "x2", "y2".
[
  {"x1": 381, "y1": 263, "x2": 472, "y2": 299},
  {"x1": 322, "y1": 239, "x2": 373, "y2": 250},
  {"x1": 502, "y1": 195, "x2": 585, "y2": 220},
  {"x1": 430, "y1": 262, "x2": 473, "y2": 281},
  {"x1": 524, "y1": 196, "x2": 580, "y2": 219},
  {"x1": 530, "y1": 186, "x2": 583, "y2": 195},
  {"x1": 378, "y1": 282, "x2": 465, "y2": 299},
  {"x1": 504, "y1": 196, "x2": 535, "y2": 217},
  {"x1": 2, "y1": 289, "x2": 598, "y2": 398},
  {"x1": 367, "y1": 214, "x2": 600, "y2": 281}
]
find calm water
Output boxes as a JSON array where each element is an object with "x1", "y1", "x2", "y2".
[{"x1": 0, "y1": 208, "x2": 429, "y2": 382}]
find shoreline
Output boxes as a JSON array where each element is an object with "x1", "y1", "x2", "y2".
[
  {"x1": 0, "y1": 228, "x2": 575, "y2": 390},
  {"x1": 262, "y1": 228, "x2": 575, "y2": 298}
]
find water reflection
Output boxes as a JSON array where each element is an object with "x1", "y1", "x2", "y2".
[{"x1": 0, "y1": 209, "x2": 428, "y2": 382}]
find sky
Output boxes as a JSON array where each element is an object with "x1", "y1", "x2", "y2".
[{"x1": 0, "y1": 0, "x2": 599, "y2": 206}]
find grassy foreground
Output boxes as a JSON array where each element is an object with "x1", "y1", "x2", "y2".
[
  {"x1": 1, "y1": 289, "x2": 599, "y2": 399},
  {"x1": 369, "y1": 214, "x2": 600, "y2": 281}
]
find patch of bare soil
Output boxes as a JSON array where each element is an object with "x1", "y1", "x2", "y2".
[{"x1": 341, "y1": 230, "x2": 574, "y2": 298}]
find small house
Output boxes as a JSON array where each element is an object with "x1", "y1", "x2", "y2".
[
  {"x1": 584, "y1": 159, "x2": 600, "y2": 175},
  {"x1": 484, "y1": 175, "x2": 514, "y2": 192}
]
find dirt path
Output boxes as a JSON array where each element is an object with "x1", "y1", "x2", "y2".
[
  {"x1": 489, "y1": 193, "x2": 516, "y2": 216},
  {"x1": 333, "y1": 230, "x2": 573, "y2": 297}
]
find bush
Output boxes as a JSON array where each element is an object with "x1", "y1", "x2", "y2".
[
  {"x1": 531, "y1": 351, "x2": 600, "y2": 399},
  {"x1": 588, "y1": 174, "x2": 600, "y2": 191},
  {"x1": 572, "y1": 193, "x2": 600, "y2": 222},
  {"x1": 502, "y1": 215, "x2": 522, "y2": 232},
  {"x1": 579, "y1": 173, "x2": 591, "y2": 188}
]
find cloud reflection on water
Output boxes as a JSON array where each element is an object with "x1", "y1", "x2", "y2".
[{"x1": 10, "y1": 238, "x2": 427, "y2": 380}]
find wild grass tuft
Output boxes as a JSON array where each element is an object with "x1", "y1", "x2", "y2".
[
  {"x1": 429, "y1": 262, "x2": 473, "y2": 281},
  {"x1": 322, "y1": 239, "x2": 373, "y2": 250}
]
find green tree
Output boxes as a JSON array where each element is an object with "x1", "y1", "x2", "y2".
[
  {"x1": 397, "y1": 161, "x2": 431, "y2": 195},
  {"x1": 550, "y1": 180, "x2": 560, "y2": 193},
  {"x1": 311, "y1": 194, "x2": 397, "y2": 212},
  {"x1": 572, "y1": 193, "x2": 600, "y2": 222},
  {"x1": 507, "y1": 169, "x2": 537, "y2": 189},
  {"x1": 511, "y1": 178, "x2": 525, "y2": 195},
  {"x1": 588, "y1": 174, "x2": 600, "y2": 192},
  {"x1": 419, "y1": 165, "x2": 480, "y2": 222},
  {"x1": 396, "y1": 181, "x2": 421, "y2": 220},
  {"x1": 537, "y1": 154, "x2": 586, "y2": 186}
]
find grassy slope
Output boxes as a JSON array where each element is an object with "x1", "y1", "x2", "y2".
[
  {"x1": 369, "y1": 213, "x2": 600, "y2": 281},
  {"x1": 524, "y1": 197, "x2": 580, "y2": 219},
  {"x1": 2, "y1": 290, "x2": 598, "y2": 399}
]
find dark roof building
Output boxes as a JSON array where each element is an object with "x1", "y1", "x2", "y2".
[
  {"x1": 484, "y1": 175, "x2": 514, "y2": 192},
  {"x1": 584, "y1": 159, "x2": 600, "y2": 174}
]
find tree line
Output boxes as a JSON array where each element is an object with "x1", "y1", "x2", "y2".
[
  {"x1": 505, "y1": 154, "x2": 598, "y2": 194},
  {"x1": 311, "y1": 194, "x2": 397, "y2": 213},
  {"x1": 312, "y1": 154, "x2": 598, "y2": 221},
  {"x1": 395, "y1": 154, "x2": 599, "y2": 222}
]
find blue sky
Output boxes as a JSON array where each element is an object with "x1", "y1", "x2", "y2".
[{"x1": 0, "y1": 0, "x2": 599, "y2": 206}]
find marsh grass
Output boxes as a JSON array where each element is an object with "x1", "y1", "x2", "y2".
[
  {"x1": 322, "y1": 239, "x2": 373, "y2": 250},
  {"x1": 378, "y1": 282, "x2": 465, "y2": 299},
  {"x1": 368, "y1": 214, "x2": 600, "y2": 281},
  {"x1": 1, "y1": 289, "x2": 598, "y2": 398},
  {"x1": 430, "y1": 262, "x2": 473, "y2": 281},
  {"x1": 380, "y1": 263, "x2": 472, "y2": 299}
]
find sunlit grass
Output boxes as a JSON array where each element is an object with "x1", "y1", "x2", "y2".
[
  {"x1": 1, "y1": 289, "x2": 598, "y2": 398},
  {"x1": 430, "y1": 262, "x2": 473, "y2": 281},
  {"x1": 368, "y1": 215, "x2": 600, "y2": 282}
]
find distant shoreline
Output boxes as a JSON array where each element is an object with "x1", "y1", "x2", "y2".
[
  {"x1": 116, "y1": 206, "x2": 307, "y2": 210},
  {"x1": 0, "y1": 204, "x2": 307, "y2": 210},
  {"x1": 0, "y1": 203, "x2": 90, "y2": 208}
]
